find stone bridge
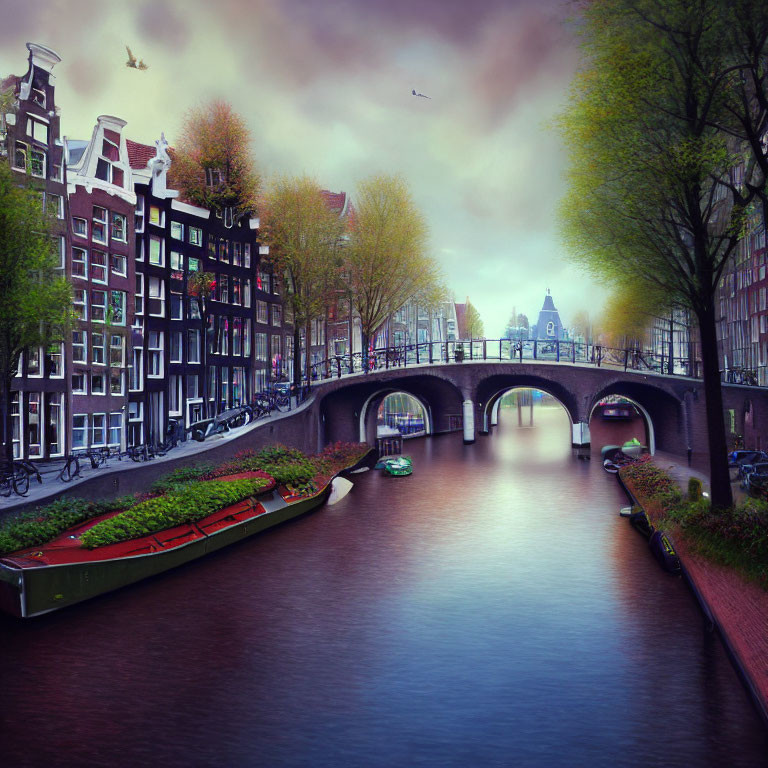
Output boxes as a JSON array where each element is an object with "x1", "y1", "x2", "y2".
[{"x1": 312, "y1": 360, "x2": 768, "y2": 464}]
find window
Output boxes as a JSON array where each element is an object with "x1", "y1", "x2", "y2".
[
  {"x1": 46, "y1": 193, "x2": 63, "y2": 219},
  {"x1": 72, "y1": 415, "x2": 88, "y2": 449},
  {"x1": 48, "y1": 343, "x2": 64, "y2": 378},
  {"x1": 91, "y1": 373, "x2": 106, "y2": 395},
  {"x1": 92, "y1": 332, "x2": 106, "y2": 365},
  {"x1": 243, "y1": 319, "x2": 251, "y2": 357},
  {"x1": 27, "y1": 347, "x2": 42, "y2": 377},
  {"x1": 111, "y1": 212, "x2": 127, "y2": 242},
  {"x1": 130, "y1": 348, "x2": 143, "y2": 392},
  {"x1": 102, "y1": 135, "x2": 119, "y2": 161},
  {"x1": 170, "y1": 250, "x2": 184, "y2": 270},
  {"x1": 187, "y1": 329, "x2": 201, "y2": 363},
  {"x1": 72, "y1": 372, "x2": 86, "y2": 393},
  {"x1": 71, "y1": 247, "x2": 87, "y2": 279},
  {"x1": 27, "y1": 393, "x2": 43, "y2": 458},
  {"x1": 72, "y1": 330, "x2": 86, "y2": 363},
  {"x1": 205, "y1": 168, "x2": 222, "y2": 187},
  {"x1": 233, "y1": 318, "x2": 242, "y2": 356},
  {"x1": 13, "y1": 141, "x2": 27, "y2": 171},
  {"x1": 110, "y1": 334, "x2": 124, "y2": 367},
  {"x1": 189, "y1": 227, "x2": 202, "y2": 246},
  {"x1": 92, "y1": 206, "x2": 107, "y2": 243},
  {"x1": 233, "y1": 367, "x2": 245, "y2": 406},
  {"x1": 91, "y1": 290, "x2": 107, "y2": 322},
  {"x1": 546, "y1": 321, "x2": 555, "y2": 337},
  {"x1": 91, "y1": 249, "x2": 107, "y2": 283},
  {"x1": 148, "y1": 276, "x2": 165, "y2": 316},
  {"x1": 219, "y1": 239, "x2": 229, "y2": 263},
  {"x1": 255, "y1": 332, "x2": 268, "y2": 361},
  {"x1": 170, "y1": 221, "x2": 184, "y2": 240},
  {"x1": 219, "y1": 317, "x2": 229, "y2": 356},
  {"x1": 188, "y1": 256, "x2": 201, "y2": 273},
  {"x1": 27, "y1": 117, "x2": 49, "y2": 144},
  {"x1": 48, "y1": 393, "x2": 64, "y2": 456},
  {"x1": 57, "y1": 236, "x2": 66, "y2": 270},
  {"x1": 208, "y1": 235, "x2": 217, "y2": 260},
  {"x1": 30, "y1": 148, "x2": 46, "y2": 178},
  {"x1": 232, "y1": 277, "x2": 242, "y2": 305},
  {"x1": 128, "y1": 401, "x2": 143, "y2": 421},
  {"x1": 218, "y1": 274, "x2": 229, "y2": 303},
  {"x1": 233, "y1": 242, "x2": 242, "y2": 267},
  {"x1": 149, "y1": 205, "x2": 162, "y2": 227},
  {"x1": 108, "y1": 413, "x2": 122, "y2": 446},
  {"x1": 186, "y1": 374, "x2": 200, "y2": 399},
  {"x1": 135, "y1": 195, "x2": 145, "y2": 233},
  {"x1": 170, "y1": 293, "x2": 183, "y2": 320},
  {"x1": 256, "y1": 300, "x2": 268, "y2": 324},
  {"x1": 220, "y1": 367, "x2": 229, "y2": 407},
  {"x1": 148, "y1": 331, "x2": 164, "y2": 377},
  {"x1": 170, "y1": 331, "x2": 183, "y2": 363},
  {"x1": 257, "y1": 267, "x2": 270, "y2": 293},
  {"x1": 244, "y1": 279, "x2": 251, "y2": 308},
  {"x1": 169, "y1": 375, "x2": 181, "y2": 414},
  {"x1": 72, "y1": 218, "x2": 88, "y2": 238},
  {"x1": 149, "y1": 236, "x2": 164, "y2": 266},
  {"x1": 111, "y1": 253, "x2": 127, "y2": 276},
  {"x1": 73, "y1": 288, "x2": 87, "y2": 320},
  {"x1": 244, "y1": 243, "x2": 251, "y2": 268},
  {"x1": 135, "y1": 273, "x2": 144, "y2": 315},
  {"x1": 271, "y1": 303, "x2": 282, "y2": 327},
  {"x1": 110, "y1": 370, "x2": 124, "y2": 396},
  {"x1": 189, "y1": 297, "x2": 201, "y2": 320},
  {"x1": 91, "y1": 413, "x2": 106, "y2": 445}
]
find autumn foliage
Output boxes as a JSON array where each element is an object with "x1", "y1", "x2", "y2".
[{"x1": 170, "y1": 100, "x2": 260, "y2": 214}]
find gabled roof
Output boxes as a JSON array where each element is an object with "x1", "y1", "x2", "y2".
[
  {"x1": 126, "y1": 139, "x2": 156, "y2": 170},
  {"x1": 321, "y1": 190, "x2": 347, "y2": 213}
]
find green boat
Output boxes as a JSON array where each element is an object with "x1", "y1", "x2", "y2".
[{"x1": 383, "y1": 456, "x2": 413, "y2": 476}]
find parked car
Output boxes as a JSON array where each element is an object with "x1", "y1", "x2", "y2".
[
  {"x1": 740, "y1": 461, "x2": 768, "y2": 490},
  {"x1": 728, "y1": 450, "x2": 764, "y2": 467}
]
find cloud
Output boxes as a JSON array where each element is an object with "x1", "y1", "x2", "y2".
[{"x1": 135, "y1": 0, "x2": 190, "y2": 52}]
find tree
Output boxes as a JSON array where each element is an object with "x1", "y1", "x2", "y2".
[
  {"x1": 343, "y1": 174, "x2": 440, "y2": 364},
  {"x1": 516, "y1": 313, "x2": 529, "y2": 332},
  {"x1": 570, "y1": 310, "x2": 592, "y2": 344},
  {"x1": 259, "y1": 176, "x2": 346, "y2": 388},
  {"x1": 464, "y1": 299, "x2": 484, "y2": 339},
  {"x1": 0, "y1": 162, "x2": 71, "y2": 462},
  {"x1": 558, "y1": 0, "x2": 758, "y2": 508},
  {"x1": 169, "y1": 100, "x2": 260, "y2": 216},
  {"x1": 188, "y1": 272, "x2": 216, "y2": 418},
  {"x1": 596, "y1": 282, "x2": 669, "y2": 348}
]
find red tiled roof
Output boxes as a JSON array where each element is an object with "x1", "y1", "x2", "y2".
[
  {"x1": 321, "y1": 190, "x2": 347, "y2": 213},
  {"x1": 125, "y1": 138, "x2": 156, "y2": 169}
]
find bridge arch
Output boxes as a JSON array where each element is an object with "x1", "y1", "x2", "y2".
[
  {"x1": 483, "y1": 385, "x2": 575, "y2": 439},
  {"x1": 588, "y1": 381, "x2": 684, "y2": 456},
  {"x1": 358, "y1": 388, "x2": 433, "y2": 443}
]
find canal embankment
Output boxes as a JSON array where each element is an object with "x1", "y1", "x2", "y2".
[{"x1": 620, "y1": 453, "x2": 768, "y2": 726}]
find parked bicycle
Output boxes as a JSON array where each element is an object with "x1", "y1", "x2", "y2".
[
  {"x1": 58, "y1": 453, "x2": 82, "y2": 483},
  {"x1": 0, "y1": 460, "x2": 40, "y2": 497}
]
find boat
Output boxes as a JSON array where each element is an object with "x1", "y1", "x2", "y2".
[
  {"x1": 620, "y1": 438, "x2": 646, "y2": 457},
  {"x1": 383, "y1": 456, "x2": 413, "y2": 477},
  {"x1": 600, "y1": 403, "x2": 635, "y2": 420},
  {"x1": 0, "y1": 449, "x2": 376, "y2": 619},
  {"x1": 649, "y1": 530, "x2": 681, "y2": 574}
]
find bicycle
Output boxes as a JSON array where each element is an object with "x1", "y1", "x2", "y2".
[
  {"x1": 58, "y1": 453, "x2": 82, "y2": 483},
  {"x1": 0, "y1": 463, "x2": 32, "y2": 497}
]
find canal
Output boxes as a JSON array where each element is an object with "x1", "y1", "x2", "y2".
[{"x1": 1, "y1": 405, "x2": 767, "y2": 767}]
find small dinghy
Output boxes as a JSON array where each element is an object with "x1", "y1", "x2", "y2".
[
  {"x1": 649, "y1": 530, "x2": 681, "y2": 574},
  {"x1": 383, "y1": 456, "x2": 413, "y2": 477},
  {"x1": 629, "y1": 509, "x2": 655, "y2": 539}
]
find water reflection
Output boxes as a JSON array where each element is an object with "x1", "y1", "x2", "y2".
[{"x1": 0, "y1": 403, "x2": 766, "y2": 767}]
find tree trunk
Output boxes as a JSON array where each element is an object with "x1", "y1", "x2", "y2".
[
  {"x1": 293, "y1": 323, "x2": 302, "y2": 390},
  {"x1": 361, "y1": 329, "x2": 369, "y2": 373},
  {"x1": 696, "y1": 302, "x2": 733, "y2": 509},
  {"x1": 2, "y1": 375, "x2": 14, "y2": 464}
]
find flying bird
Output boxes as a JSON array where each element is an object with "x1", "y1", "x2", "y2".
[
  {"x1": 126, "y1": 46, "x2": 149, "y2": 71},
  {"x1": 412, "y1": 89, "x2": 431, "y2": 99}
]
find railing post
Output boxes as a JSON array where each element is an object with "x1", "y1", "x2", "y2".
[
  {"x1": 404, "y1": 345, "x2": 407, "y2": 368},
  {"x1": 336, "y1": 357, "x2": 341, "y2": 378},
  {"x1": 429, "y1": 342, "x2": 433, "y2": 364},
  {"x1": 469, "y1": 339, "x2": 473, "y2": 360},
  {"x1": 572, "y1": 342, "x2": 576, "y2": 364},
  {"x1": 445, "y1": 341, "x2": 448, "y2": 363},
  {"x1": 556, "y1": 340, "x2": 560, "y2": 362},
  {"x1": 624, "y1": 348, "x2": 629, "y2": 371},
  {"x1": 416, "y1": 343, "x2": 420, "y2": 365},
  {"x1": 499, "y1": 340, "x2": 502, "y2": 360},
  {"x1": 483, "y1": 339, "x2": 487, "y2": 360},
  {"x1": 533, "y1": 340, "x2": 537, "y2": 359}
]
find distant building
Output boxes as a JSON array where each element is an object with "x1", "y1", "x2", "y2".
[{"x1": 530, "y1": 290, "x2": 567, "y2": 341}]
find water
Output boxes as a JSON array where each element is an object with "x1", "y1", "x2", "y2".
[{"x1": 1, "y1": 407, "x2": 766, "y2": 768}]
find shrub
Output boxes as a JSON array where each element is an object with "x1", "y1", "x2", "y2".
[{"x1": 81, "y1": 477, "x2": 272, "y2": 549}]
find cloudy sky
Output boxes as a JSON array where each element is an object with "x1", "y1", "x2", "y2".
[{"x1": 0, "y1": 0, "x2": 606, "y2": 335}]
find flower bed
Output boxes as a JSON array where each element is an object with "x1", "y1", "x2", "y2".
[
  {"x1": 620, "y1": 457, "x2": 768, "y2": 588},
  {"x1": 80, "y1": 476, "x2": 271, "y2": 549}
]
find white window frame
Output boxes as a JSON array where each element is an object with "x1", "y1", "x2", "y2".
[
  {"x1": 92, "y1": 206, "x2": 108, "y2": 244},
  {"x1": 72, "y1": 414, "x2": 88, "y2": 450}
]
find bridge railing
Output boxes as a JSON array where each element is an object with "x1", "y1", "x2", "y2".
[{"x1": 303, "y1": 338, "x2": 762, "y2": 388}]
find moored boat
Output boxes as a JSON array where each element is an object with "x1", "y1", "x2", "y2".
[
  {"x1": 383, "y1": 456, "x2": 413, "y2": 477},
  {"x1": 0, "y1": 449, "x2": 376, "y2": 619}
]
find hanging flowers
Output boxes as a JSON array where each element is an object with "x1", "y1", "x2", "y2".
[{"x1": 188, "y1": 271, "x2": 216, "y2": 299}]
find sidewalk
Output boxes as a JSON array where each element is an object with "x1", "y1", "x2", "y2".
[{"x1": 641, "y1": 451, "x2": 768, "y2": 725}]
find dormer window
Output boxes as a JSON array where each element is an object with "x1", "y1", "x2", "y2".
[
  {"x1": 31, "y1": 87, "x2": 45, "y2": 108},
  {"x1": 546, "y1": 321, "x2": 555, "y2": 337},
  {"x1": 96, "y1": 134, "x2": 124, "y2": 187},
  {"x1": 205, "y1": 168, "x2": 222, "y2": 187}
]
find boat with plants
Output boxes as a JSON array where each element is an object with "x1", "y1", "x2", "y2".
[
  {"x1": 383, "y1": 456, "x2": 413, "y2": 477},
  {"x1": 0, "y1": 443, "x2": 374, "y2": 619}
]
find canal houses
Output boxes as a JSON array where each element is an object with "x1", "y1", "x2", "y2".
[
  {"x1": 65, "y1": 116, "x2": 137, "y2": 453},
  {"x1": 126, "y1": 136, "x2": 288, "y2": 445},
  {"x1": 1, "y1": 44, "x2": 69, "y2": 460}
]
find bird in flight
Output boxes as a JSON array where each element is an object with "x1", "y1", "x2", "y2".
[
  {"x1": 126, "y1": 46, "x2": 149, "y2": 70},
  {"x1": 412, "y1": 89, "x2": 431, "y2": 99}
]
